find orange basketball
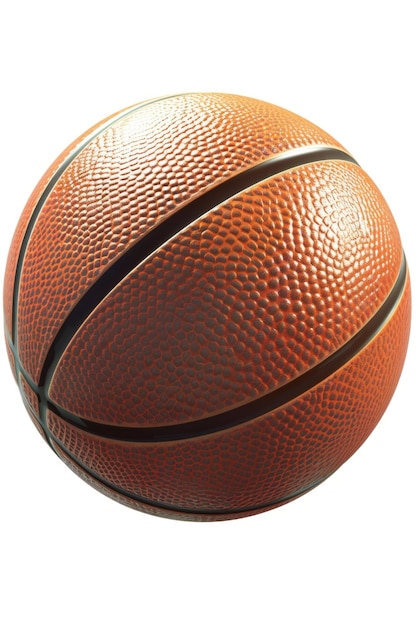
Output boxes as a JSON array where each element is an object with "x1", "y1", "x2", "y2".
[{"x1": 3, "y1": 93, "x2": 411, "y2": 521}]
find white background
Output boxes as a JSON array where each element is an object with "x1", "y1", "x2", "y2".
[{"x1": 1, "y1": 1, "x2": 415, "y2": 624}]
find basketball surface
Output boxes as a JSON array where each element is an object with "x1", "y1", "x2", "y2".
[{"x1": 3, "y1": 93, "x2": 411, "y2": 521}]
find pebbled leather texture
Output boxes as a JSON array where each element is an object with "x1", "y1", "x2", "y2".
[
  {"x1": 3, "y1": 93, "x2": 411, "y2": 520},
  {"x1": 47, "y1": 276, "x2": 410, "y2": 520},
  {"x1": 6, "y1": 94, "x2": 346, "y2": 384},
  {"x1": 49, "y1": 160, "x2": 403, "y2": 426}
]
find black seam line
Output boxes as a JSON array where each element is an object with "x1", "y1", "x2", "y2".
[
  {"x1": 40, "y1": 146, "x2": 358, "y2": 391},
  {"x1": 10, "y1": 94, "x2": 188, "y2": 347},
  {"x1": 48, "y1": 254, "x2": 407, "y2": 443},
  {"x1": 4, "y1": 326, "x2": 38, "y2": 389},
  {"x1": 51, "y1": 434, "x2": 329, "y2": 517}
]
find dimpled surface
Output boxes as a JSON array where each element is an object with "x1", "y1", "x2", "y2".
[
  {"x1": 50, "y1": 160, "x2": 402, "y2": 425},
  {"x1": 3, "y1": 93, "x2": 411, "y2": 521},
  {"x1": 3, "y1": 104, "x2": 128, "y2": 338},
  {"x1": 47, "y1": 276, "x2": 410, "y2": 519},
  {"x1": 9, "y1": 94, "x2": 345, "y2": 384}
]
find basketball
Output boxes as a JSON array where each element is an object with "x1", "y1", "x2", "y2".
[{"x1": 3, "y1": 93, "x2": 411, "y2": 521}]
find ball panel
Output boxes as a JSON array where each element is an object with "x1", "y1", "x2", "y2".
[
  {"x1": 50, "y1": 160, "x2": 403, "y2": 427},
  {"x1": 46, "y1": 274, "x2": 410, "y2": 517},
  {"x1": 3, "y1": 104, "x2": 133, "y2": 342},
  {"x1": 51, "y1": 442, "x2": 300, "y2": 521},
  {"x1": 14, "y1": 93, "x2": 345, "y2": 384}
]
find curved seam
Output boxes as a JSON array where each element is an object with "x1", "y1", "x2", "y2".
[
  {"x1": 40, "y1": 147, "x2": 357, "y2": 392},
  {"x1": 51, "y1": 434, "x2": 328, "y2": 517},
  {"x1": 11, "y1": 94, "x2": 188, "y2": 347},
  {"x1": 45, "y1": 254, "x2": 407, "y2": 442}
]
